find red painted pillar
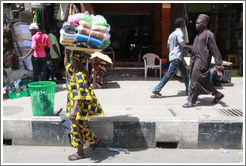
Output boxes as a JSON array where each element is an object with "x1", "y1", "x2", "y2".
[{"x1": 162, "y1": 3, "x2": 171, "y2": 59}]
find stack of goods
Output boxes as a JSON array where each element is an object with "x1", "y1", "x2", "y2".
[
  {"x1": 7, "y1": 78, "x2": 31, "y2": 99},
  {"x1": 12, "y1": 22, "x2": 33, "y2": 71},
  {"x1": 60, "y1": 11, "x2": 111, "y2": 49},
  {"x1": 60, "y1": 22, "x2": 77, "y2": 46}
]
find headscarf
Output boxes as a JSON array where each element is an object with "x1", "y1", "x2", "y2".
[
  {"x1": 198, "y1": 14, "x2": 210, "y2": 24},
  {"x1": 73, "y1": 51, "x2": 87, "y2": 63}
]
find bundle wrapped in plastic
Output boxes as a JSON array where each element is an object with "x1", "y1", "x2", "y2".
[
  {"x1": 77, "y1": 11, "x2": 93, "y2": 29},
  {"x1": 77, "y1": 26, "x2": 111, "y2": 41},
  {"x1": 60, "y1": 22, "x2": 77, "y2": 46},
  {"x1": 60, "y1": 29, "x2": 76, "y2": 40},
  {"x1": 76, "y1": 33, "x2": 110, "y2": 49},
  {"x1": 67, "y1": 13, "x2": 84, "y2": 27},
  {"x1": 79, "y1": 20, "x2": 92, "y2": 29},
  {"x1": 60, "y1": 37, "x2": 75, "y2": 46},
  {"x1": 62, "y1": 22, "x2": 78, "y2": 34},
  {"x1": 91, "y1": 23, "x2": 110, "y2": 33},
  {"x1": 81, "y1": 11, "x2": 93, "y2": 24},
  {"x1": 75, "y1": 41, "x2": 91, "y2": 48},
  {"x1": 92, "y1": 15, "x2": 107, "y2": 26},
  {"x1": 102, "y1": 39, "x2": 111, "y2": 49},
  {"x1": 60, "y1": 11, "x2": 111, "y2": 49},
  {"x1": 76, "y1": 33, "x2": 103, "y2": 48}
]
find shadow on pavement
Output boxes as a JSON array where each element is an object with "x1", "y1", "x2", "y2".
[
  {"x1": 196, "y1": 97, "x2": 229, "y2": 107},
  {"x1": 86, "y1": 115, "x2": 153, "y2": 163},
  {"x1": 83, "y1": 147, "x2": 120, "y2": 163},
  {"x1": 103, "y1": 81, "x2": 121, "y2": 89}
]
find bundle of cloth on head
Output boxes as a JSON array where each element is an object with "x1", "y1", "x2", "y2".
[
  {"x1": 60, "y1": 22, "x2": 77, "y2": 46},
  {"x1": 59, "y1": 11, "x2": 111, "y2": 49}
]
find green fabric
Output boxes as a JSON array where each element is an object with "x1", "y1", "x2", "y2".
[
  {"x1": 48, "y1": 33, "x2": 60, "y2": 59},
  {"x1": 34, "y1": 11, "x2": 40, "y2": 24}
]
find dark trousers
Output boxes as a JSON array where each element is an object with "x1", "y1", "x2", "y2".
[
  {"x1": 51, "y1": 58, "x2": 60, "y2": 77},
  {"x1": 32, "y1": 57, "x2": 47, "y2": 82}
]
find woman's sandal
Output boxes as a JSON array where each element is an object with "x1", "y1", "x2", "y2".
[
  {"x1": 68, "y1": 153, "x2": 85, "y2": 161},
  {"x1": 92, "y1": 138, "x2": 101, "y2": 150}
]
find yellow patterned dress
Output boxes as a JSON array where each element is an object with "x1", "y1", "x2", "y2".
[{"x1": 66, "y1": 62, "x2": 104, "y2": 147}]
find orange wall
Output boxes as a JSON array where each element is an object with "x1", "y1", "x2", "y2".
[{"x1": 162, "y1": 3, "x2": 171, "y2": 58}]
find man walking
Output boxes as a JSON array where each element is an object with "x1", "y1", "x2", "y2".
[
  {"x1": 183, "y1": 14, "x2": 224, "y2": 108},
  {"x1": 151, "y1": 18, "x2": 192, "y2": 98}
]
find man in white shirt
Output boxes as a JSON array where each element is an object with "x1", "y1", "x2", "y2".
[{"x1": 151, "y1": 18, "x2": 192, "y2": 98}]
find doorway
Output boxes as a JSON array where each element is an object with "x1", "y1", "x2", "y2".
[{"x1": 103, "y1": 13, "x2": 155, "y2": 62}]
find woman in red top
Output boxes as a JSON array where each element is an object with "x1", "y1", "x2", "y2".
[{"x1": 21, "y1": 23, "x2": 51, "y2": 81}]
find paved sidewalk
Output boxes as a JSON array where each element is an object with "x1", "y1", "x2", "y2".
[{"x1": 3, "y1": 77, "x2": 244, "y2": 120}]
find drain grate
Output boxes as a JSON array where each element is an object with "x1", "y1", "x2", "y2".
[
  {"x1": 3, "y1": 139, "x2": 12, "y2": 145},
  {"x1": 218, "y1": 108, "x2": 243, "y2": 117},
  {"x1": 156, "y1": 142, "x2": 179, "y2": 149}
]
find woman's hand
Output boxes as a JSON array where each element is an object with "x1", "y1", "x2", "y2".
[
  {"x1": 70, "y1": 100, "x2": 79, "y2": 121},
  {"x1": 21, "y1": 56, "x2": 26, "y2": 60}
]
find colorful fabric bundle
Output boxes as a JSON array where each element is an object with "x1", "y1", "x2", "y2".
[
  {"x1": 60, "y1": 29, "x2": 76, "y2": 40},
  {"x1": 79, "y1": 20, "x2": 92, "y2": 29},
  {"x1": 59, "y1": 11, "x2": 111, "y2": 48},
  {"x1": 75, "y1": 33, "x2": 103, "y2": 48},
  {"x1": 67, "y1": 13, "x2": 84, "y2": 27},
  {"x1": 77, "y1": 26, "x2": 106, "y2": 41},
  {"x1": 60, "y1": 37, "x2": 75, "y2": 46}
]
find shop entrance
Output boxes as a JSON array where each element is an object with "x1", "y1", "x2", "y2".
[{"x1": 104, "y1": 13, "x2": 155, "y2": 62}]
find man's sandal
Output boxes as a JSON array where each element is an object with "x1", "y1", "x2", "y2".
[
  {"x1": 211, "y1": 94, "x2": 224, "y2": 104},
  {"x1": 150, "y1": 92, "x2": 162, "y2": 98},
  {"x1": 183, "y1": 101, "x2": 197, "y2": 108}
]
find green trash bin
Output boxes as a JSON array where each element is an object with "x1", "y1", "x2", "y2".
[{"x1": 28, "y1": 81, "x2": 56, "y2": 116}]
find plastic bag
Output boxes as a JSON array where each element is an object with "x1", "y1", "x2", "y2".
[
  {"x1": 67, "y1": 13, "x2": 84, "y2": 27},
  {"x1": 62, "y1": 22, "x2": 78, "y2": 34},
  {"x1": 101, "y1": 39, "x2": 111, "y2": 49},
  {"x1": 92, "y1": 15, "x2": 107, "y2": 26},
  {"x1": 91, "y1": 23, "x2": 110, "y2": 33},
  {"x1": 77, "y1": 26, "x2": 111, "y2": 41},
  {"x1": 60, "y1": 29, "x2": 76, "y2": 40},
  {"x1": 80, "y1": 11, "x2": 92, "y2": 24},
  {"x1": 78, "y1": 20, "x2": 92, "y2": 29},
  {"x1": 75, "y1": 33, "x2": 103, "y2": 48}
]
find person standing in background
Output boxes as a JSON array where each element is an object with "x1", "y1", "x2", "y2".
[
  {"x1": 21, "y1": 22, "x2": 51, "y2": 81},
  {"x1": 48, "y1": 28, "x2": 62, "y2": 80}
]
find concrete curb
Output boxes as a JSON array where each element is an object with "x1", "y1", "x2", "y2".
[{"x1": 3, "y1": 116, "x2": 243, "y2": 149}]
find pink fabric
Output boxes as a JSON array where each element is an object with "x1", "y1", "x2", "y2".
[
  {"x1": 31, "y1": 32, "x2": 51, "y2": 58},
  {"x1": 68, "y1": 13, "x2": 84, "y2": 27}
]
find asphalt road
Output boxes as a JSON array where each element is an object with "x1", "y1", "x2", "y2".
[{"x1": 2, "y1": 145, "x2": 244, "y2": 164}]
